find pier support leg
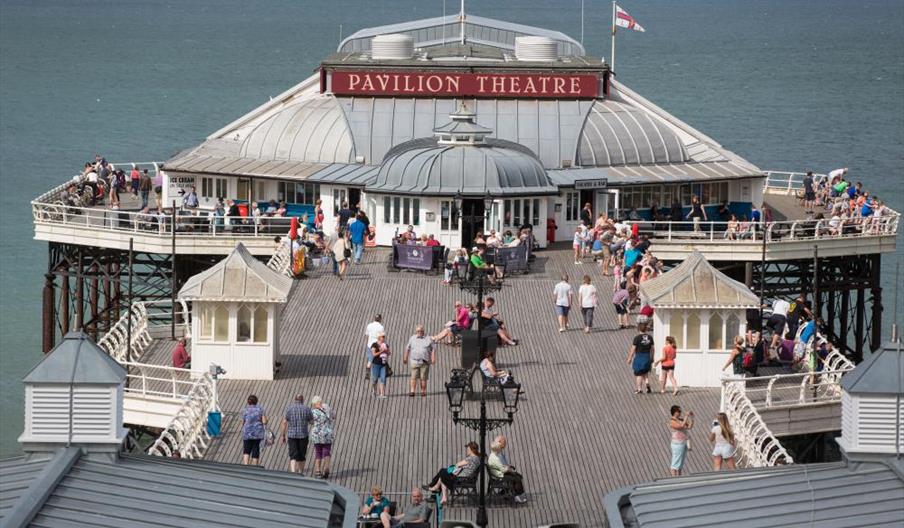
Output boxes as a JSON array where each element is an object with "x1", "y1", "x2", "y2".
[
  {"x1": 855, "y1": 286, "x2": 865, "y2": 363},
  {"x1": 60, "y1": 270, "x2": 70, "y2": 335},
  {"x1": 870, "y1": 254, "x2": 882, "y2": 352},
  {"x1": 744, "y1": 262, "x2": 753, "y2": 287},
  {"x1": 42, "y1": 273, "x2": 55, "y2": 353},
  {"x1": 89, "y1": 262, "x2": 99, "y2": 341}
]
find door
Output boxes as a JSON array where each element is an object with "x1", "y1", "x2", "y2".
[
  {"x1": 237, "y1": 178, "x2": 252, "y2": 202},
  {"x1": 333, "y1": 188, "x2": 347, "y2": 212},
  {"x1": 595, "y1": 190, "x2": 618, "y2": 220},
  {"x1": 460, "y1": 199, "x2": 485, "y2": 247},
  {"x1": 348, "y1": 188, "x2": 361, "y2": 212}
]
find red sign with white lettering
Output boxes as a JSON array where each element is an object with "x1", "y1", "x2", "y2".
[{"x1": 328, "y1": 71, "x2": 599, "y2": 98}]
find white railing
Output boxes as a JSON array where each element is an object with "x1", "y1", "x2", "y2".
[
  {"x1": 266, "y1": 240, "x2": 294, "y2": 277},
  {"x1": 97, "y1": 299, "x2": 190, "y2": 363},
  {"x1": 122, "y1": 361, "x2": 199, "y2": 400},
  {"x1": 721, "y1": 379, "x2": 795, "y2": 467},
  {"x1": 145, "y1": 368, "x2": 218, "y2": 459},
  {"x1": 750, "y1": 367, "x2": 851, "y2": 410},
  {"x1": 32, "y1": 201, "x2": 297, "y2": 239}
]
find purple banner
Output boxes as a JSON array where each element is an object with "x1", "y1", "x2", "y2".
[
  {"x1": 494, "y1": 244, "x2": 529, "y2": 273},
  {"x1": 394, "y1": 243, "x2": 434, "y2": 271}
]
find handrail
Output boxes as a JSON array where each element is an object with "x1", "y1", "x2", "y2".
[
  {"x1": 738, "y1": 367, "x2": 852, "y2": 410},
  {"x1": 622, "y1": 212, "x2": 898, "y2": 244},
  {"x1": 97, "y1": 299, "x2": 190, "y2": 363},
  {"x1": 721, "y1": 378, "x2": 794, "y2": 467},
  {"x1": 146, "y1": 368, "x2": 218, "y2": 459},
  {"x1": 121, "y1": 361, "x2": 199, "y2": 400},
  {"x1": 32, "y1": 200, "x2": 297, "y2": 239},
  {"x1": 266, "y1": 241, "x2": 294, "y2": 277}
]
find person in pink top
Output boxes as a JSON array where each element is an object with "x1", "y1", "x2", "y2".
[
  {"x1": 172, "y1": 338, "x2": 190, "y2": 369},
  {"x1": 431, "y1": 301, "x2": 471, "y2": 344}
]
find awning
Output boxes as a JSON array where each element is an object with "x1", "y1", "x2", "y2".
[{"x1": 548, "y1": 161, "x2": 763, "y2": 187}]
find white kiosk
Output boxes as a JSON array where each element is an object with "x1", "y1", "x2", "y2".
[
  {"x1": 179, "y1": 243, "x2": 292, "y2": 380},
  {"x1": 640, "y1": 251, "x2": 759, "y2": 387}
]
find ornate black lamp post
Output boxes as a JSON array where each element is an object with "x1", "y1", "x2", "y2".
[
  {"x1": 445, "y1": 375, "x2": 521, "y2": 528},
  {"x1": 446, "y1": 267, "x2": 518, "y2": 528}
]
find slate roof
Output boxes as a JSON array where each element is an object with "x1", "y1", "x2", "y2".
[
  {"x1": 841, "y1": 340, "x2": 904, "y2": 395},
  {"x1": 604, "y1": 459, "x2": 904, "y2": 528},
  {"x1": 23, "y1": 332, "x2": 125, "y2": 385},
  {"x1": 0, "y1": 447, "x2": 358, "y2": 528},
  {"x1": 0, "y1": 453, "x2": 54, "y2": 522},
  {"x1": 366, "y1": 137, "x2": 558, "y2": 197},
  {"x1": 178, "y1": 243, "x2": 293, "y2": 303},
  {"x1": 639, "y1": 251, "x2": 760, "y2": 309}
]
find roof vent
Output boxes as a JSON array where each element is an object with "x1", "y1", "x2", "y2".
[
  {"x1": 514, "y1": 36, "x2": 559, "y2": 62},
  {"x1": 371, "y1": 34, "x2": 415, "y2": 60}
]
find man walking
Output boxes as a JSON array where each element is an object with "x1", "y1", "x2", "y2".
[
  {"x1": 403, "y1": 325, "x2": 435, "y2": 398},
  {"x1": 553, "y1": 274, "x2": 573, "y2": 333},
  {"x1": 138, "y1": 170, "x2": 153, "y2": 209},
  {"x1": 364, "y1": 314, "x2": 384, "y2": 380},
  {"x1": 349, "y1": 212, "x2": 367, "y2": 264},
  {"x1": 279, "y1": 394, "x2": 314, "y2": 474}
]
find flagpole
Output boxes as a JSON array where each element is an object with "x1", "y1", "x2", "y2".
[
  {"x1": 581, "y1": 0, "x2": 585, "y2": 46},
  {"x1": 610, "y1": 0, "x2": 617, "y2": 72}
]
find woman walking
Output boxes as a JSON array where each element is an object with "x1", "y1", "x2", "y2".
[
  {"x1": 626, "y1": 323, "x2": 656, "y2": 394},
  {"x1": 654, "y1": 335, "x2": 679, "y2": 395},
  {"x1": 709, "y1": 412, "x2": 737, "y2": 471},
  {"x1": 686, "y1": 194, "x2": 707, "y2": 231},
  {"x1": 572, "y1": 226, "x2": 583, "y2": 264},
  {"x1": 310, "y1": 396, "x2": 336, "y2": 478},
  {"x1": 578, "y1": 275, "x2": 598, "y2": 333},
  {"x1": 332, "y1": 229, "x2": 349, "y2": 280},
  {"x1": 241, "y1": 394, "x2": 268, "y2": 466},
  {"x1": 370, "y1": 335, "x2": 390, "y2": 398},
  {"x1": 668, "y1": 405, "x2": 694, "y2": 476}
]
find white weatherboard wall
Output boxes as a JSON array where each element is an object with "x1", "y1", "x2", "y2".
[
  {"x1": 192, "y1": 301, "x2": 278, "y2": 380},
  {"x1": 655, "y1": 308, "x2": 745, "y2": 387},
  {"x1": 838, "y1": 391, "x2": 904, "y2": 455},
  {"x1": 21, "y1": 384, "x2": 124, "y2": 445}
]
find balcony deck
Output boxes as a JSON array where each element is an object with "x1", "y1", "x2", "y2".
[{"x1": 140, "y1": 247, "x2": 723, "y2": 528}]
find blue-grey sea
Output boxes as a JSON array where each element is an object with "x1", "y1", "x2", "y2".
[{"x1": 1, "y1": 0, "x2": 902, "y2": 455}]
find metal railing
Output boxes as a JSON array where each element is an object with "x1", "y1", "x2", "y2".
[
  {"x1": 721, "y1": 379, "x2": 795, "y2": 467},
  {"x1": 122, "y1": 361, "x2": 200, "y2": 401},
  {"x1": 97, "y1": 299, "x2": 190, "y2": 363},
  {"x1": 145, "y1": 368, "x2": 218, "y2": 459},
  {"x1": 624, "y1": 213, "x2": 898, "y2": 244}
]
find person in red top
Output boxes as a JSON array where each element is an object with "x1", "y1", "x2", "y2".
[
  {"x1": 172, "y1": 337, "x2": 191, "y2": 369},
  {"x1": 425, "y1": 234, "x2": 440, "y2": 247},
  {"x1": 654, "y1": 335, "x2": 678, "y2": 395},
  {"x1": 431, "y1": 301, "x2": 471, "y2": 344},
  {"x1": 129, "y1": 167, "x2": 141, "y2": 197}
]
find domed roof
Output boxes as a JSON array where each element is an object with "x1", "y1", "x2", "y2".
[
  {"x1": 239, "y1": 96, "x2": 356, "y2": 163},
  {"x1": 367, "y1": 137, "x2": 557, "y2": 197},
  {"x1": 578, "y1": 100, "x2": 689, "y2": 166}
]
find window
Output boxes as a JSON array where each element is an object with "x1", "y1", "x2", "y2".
[
  {"x1": 686, "y1": 312, "x2": 700, "y2": 349},
  {"x1": 392, "y1": 197, "x2": 401, "y2": 223},
  {"x1": 565, "y1": 192, "x2": 579, "y2": 222},
  {"x1": 333, "y1": 188, "x2": 347, "y2": 212},
  {"x1": 503, "y1": 200, "x2": 511, "y2": 226},
  {"x1": 201, "y1": 177, "x2": 212, "y2": 199},
  {"x1": 237, "y1": 306, "x2": 252, "y2": 342},
  {"x1": 383, "y1": 197, "x2": 391, "y2": 223},
  {"x1": 412, "y1": 199, "x2": 420, "y2": 226},
  {"x1": 708, "y1": 312, "x2": 723, "y2": 350},
  {"x1": 669, "y1": 315, "x2": 683, "y2": 349},
  {"x1": 513, "y1": 200, "x2": 521, "y2": 226},
  {"x1": 680, "y1": 184, "x2": 693, "y2": 206},
  {"x1": 440, "y1": 200, "x2": 458, "y2": 231},
  {"x1": 532, "y1": 199, "x2": 540, "y2": 226},
  {"x1": 199, "y1": 306, "x2": 213, "y2": 340},
  {"x1": 253, "y1": 306, "x2": 268, "y2": 343},
  {"x1": 214, "y1": 306, "x2": 229, "y2": 342},
  {"x1": 662, "y1": 185, "x2": 675, "y2": 207},
  {"x1": 403, "y1": 198, "x2": 410, "y2": 224},
  {"x1": 200, "y1": 177, "x2": 227, "y2": 200},
  {"x1": 275, "y1": 181, "x2": 320, "y2": 205},
  {"x1": 700, "y1": 181, "x2": 730, "y2": 205},
  {"x1": 726, "y1": 313, "x2": 740, "y2": 342},
  {"x1": 215, "y1": 178, "x2": 227, "y2": 199}
]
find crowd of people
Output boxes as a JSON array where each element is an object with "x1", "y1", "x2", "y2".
[{"x1": 803, "y1": 168, "x2": 895, "y2": 237}]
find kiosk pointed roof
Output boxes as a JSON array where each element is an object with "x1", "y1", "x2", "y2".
[
  {"x1": 640, "y1": 251, "x2": 759, "y2": 309},
  {"x1": 179, "y1": 243, "x2": 292, "y2": 303},
  {"x1": 24, "y1": 332, "x2": 125, "y2": 385}
]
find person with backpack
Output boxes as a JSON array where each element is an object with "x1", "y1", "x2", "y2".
[{"x1": 722, "y1": 335, "x2": 750, "y2": 377}]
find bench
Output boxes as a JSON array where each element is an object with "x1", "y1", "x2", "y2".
[
  {"x1": 448, "y1": 473, "x2": 478, "y2": 506},
  {"x1": 487, "y1": 473, "x2": 518, "y2": 505}
]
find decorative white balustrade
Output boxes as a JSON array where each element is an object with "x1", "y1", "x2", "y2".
[
  {"x1": 97, "y1": 299, "x2": 189, "y2": 362},
  {"x1": 144, "y1": 368, "x2": 218, "y2": 459},
  {"x1": 721, "y1": 380, "x2": 795, "y2": 467},
  {"x1": 266, "y1": 241, "x2": 293, "y2": 277}
]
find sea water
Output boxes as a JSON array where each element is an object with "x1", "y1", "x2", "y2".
[{"x1": 1, "y1": 0, "x2": 901, "y2": 455}]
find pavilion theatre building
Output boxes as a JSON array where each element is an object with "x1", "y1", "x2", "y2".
[{"x1": 162, "y1": 15, "x2": 764, "y2": 248}]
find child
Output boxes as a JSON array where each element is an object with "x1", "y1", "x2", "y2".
[{"x1": 654, "y1": 336, "x2": 679, "y2": 395}]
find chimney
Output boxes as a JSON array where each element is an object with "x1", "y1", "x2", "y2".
[
  {"x1": 836, "y1": 341, "x2": 903, "y2": 461},
  {"x1": 18, "y1": 331, "x2": 128, "y2": 457}
]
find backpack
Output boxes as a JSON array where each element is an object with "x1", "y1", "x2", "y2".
[{"x1": 742, "y1": 348, "x2": 755, "y2": 369}]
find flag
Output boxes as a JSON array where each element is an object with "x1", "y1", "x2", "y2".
[{"x1": 615, "y1": 4, "x2": 645, "y2": 32}]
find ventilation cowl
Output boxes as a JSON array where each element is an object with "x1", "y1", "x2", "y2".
[
  {"x1": 371, "y1": 34, "x2": 415, "y2": 60},
  {"x1": 515, "y1": 36, "x2": 558, "y2": 62}
]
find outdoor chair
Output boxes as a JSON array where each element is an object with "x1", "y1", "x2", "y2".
[
  {"x1": 448, "y1": 473, "x2": 478, "y2": 505},
  {"x1": 487, "y1": 473, "x2": 517, "y2": 505}
]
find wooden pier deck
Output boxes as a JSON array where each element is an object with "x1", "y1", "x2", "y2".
[{"x1": 146, "y1": 247, "x2": 722, "y2": 527}]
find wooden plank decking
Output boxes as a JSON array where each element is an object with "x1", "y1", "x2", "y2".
[{"x1": 147, "y1": 247, "x2": 722, "y2": 527}]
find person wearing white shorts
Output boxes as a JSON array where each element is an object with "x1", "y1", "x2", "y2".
[{"x1": 709, "y1": 412, "x2": 737, "y2": 471}]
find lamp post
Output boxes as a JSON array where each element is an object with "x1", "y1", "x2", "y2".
[{"x1": 445, "y1": 374, "x2": 521, "y2": 528}]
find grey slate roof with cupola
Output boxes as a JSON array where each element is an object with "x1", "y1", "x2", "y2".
[
  {"x1": 23, "y1": 331, "x2": 125, "y2": 385},
  {"x1": 840, "y1": 340, "x2": 903, "y2": 394},
  {"x1": 178, "y1": 242, "x2": 293, "y2": 303},
  {"x1": 639, "y1": 251, "x2": 760, "y2": 309}
]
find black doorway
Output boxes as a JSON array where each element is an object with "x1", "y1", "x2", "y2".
[
  {"x1": 348, "y1": 188, "x2": 362, "y2": 212},
  {"x1": 460, "y1": 199, "x2": 485, "y2": 247}
]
